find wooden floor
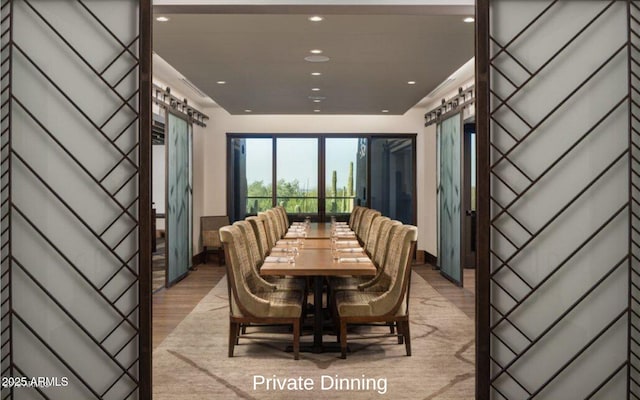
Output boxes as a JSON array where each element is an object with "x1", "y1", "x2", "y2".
[
  {"x1": 152, "y1": 261, "x2": 476, "y2": 349},
  {"x1": 152, "y1": 261, "x2": 226, "y2": 349},
  {"x1": 415, "y1": 264, "x2": 476, "y2": 319}
]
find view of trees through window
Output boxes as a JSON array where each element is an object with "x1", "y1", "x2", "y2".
[
  {"x1": 276, "y1": 138, "x2": 319, "y2": 214},
  {"x1": 325, "y1": 138, "x2": 358, "y2": 214},
  {"x1": 230, "y1": 135, "x2": 414, "y2": 223}
]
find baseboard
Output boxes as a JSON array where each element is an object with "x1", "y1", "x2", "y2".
[
  {"x1": 420, "y1": 250, "x2": 437, "y2": 266},
  {"x1": 195, "y1": 249, "x2": 226, "y2": 266},
  {"x1": 193, "y1": 251, "x2": 204, "y2": 266}
]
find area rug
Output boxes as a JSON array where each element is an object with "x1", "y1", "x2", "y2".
[{"x1": 153, "y1": 272, "x2": 475, "y2": 399}]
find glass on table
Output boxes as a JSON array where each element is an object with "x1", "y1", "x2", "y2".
[{"x1": 331, "y1": 247, "x2": 339, "y2": 262}]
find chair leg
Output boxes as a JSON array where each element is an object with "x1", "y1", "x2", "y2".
[
  {"x1": 397, "y1": 321, "x2": 404, "y2": 344},
  {"x1": 340, "y1": 320, "x2": 348, "y2": 359},
  {"x1": 229, "y1": 321, "x2": 239, "y2": 357},
  {"x1": 402, "y1": 320, "x2": 411, "y2": 356},
  {"x1": 388, "y1": 321, "x2": 395, "y2": 334},
  {"x1": 293, "y1": 320, "x2": 300, "y2": 360}
]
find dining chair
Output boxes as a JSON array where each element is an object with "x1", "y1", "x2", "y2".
[
  {"x1": 246, "y1": 215, "x2": 270, "y2": 258},
  {"x1": 219, "y1": 225, "x2": 304, "y2": 360},
  {"x1": 258, "y1": 211, "x2": 278, "y2": 250},
  {"x1": 350, "y1": 206, "x2": 365, "y2": 233},
  {"x1": 357, "y1": 209, "x2": 381, "y2": 245},
  {"x1": 328, "y1": 216, "x2": 390, "y2": 293},
  {"x1": 364, "y1": 216, "x2": 388, "y2": 257},
  {"x1": 334, "y1": 224, "x2": 417, "y2": 359},
  {"x1": 265, "y1": 209, "x2": 285, "y2": 240},
  {"x1": 235, "y1": 220, "x2": 306, "y2": 293},
  {"x1": 275, "y1": 205, "x2": 290, "y2": 231},
  {"x1": 328, "y1": 218, "x2": 401, "y2": 314},
  {"x1": 348, "y1": 205, "x2": 362, "y2": 229},
  {"x1": 272, "y1": 208, "x2": 286, "y2": 238}
]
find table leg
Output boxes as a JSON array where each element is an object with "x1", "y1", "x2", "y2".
[{"x1": 312, "y1": 276, "x2": 323, "y2": 353}]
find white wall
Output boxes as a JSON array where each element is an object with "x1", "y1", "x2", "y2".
[{"x1": 200, "y1": 106, "x2": 438, "y2": 254}]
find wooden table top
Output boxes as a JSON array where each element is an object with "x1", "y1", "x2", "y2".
[
  {"x1": 260, "y1": 248, "x2": 375, "y2": 277},
  {"x1": 284, "y1": 222, "x2": 358, "y2": 240}
]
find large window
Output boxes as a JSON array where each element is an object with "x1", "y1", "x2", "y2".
[
  {"x1": 244, "y1": 138, "x2": 273, "y2": 214},
  {"x1": 276, "y1": 138, "x2": 319, "y2": 214},
  {"x1": 370, "y1": 138, "x2": 415, "y2": 224},
  {"x1": 227, "y1": 134, "x2": 415, "y2": 223},
  {"x1": 325, "y1": 138, "x2": 363, "y2": 217}
]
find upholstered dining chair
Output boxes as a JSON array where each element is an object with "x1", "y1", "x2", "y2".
[
  {"x1": 348, "y1": 205, "x2": 362, "y2": 229},
  {"x1": 275, "y1": 205, "x2": 289, "y2": 232},
  {"x1": 269, "y1": 208, "x2": 286, "y2": 239},
  {"x1": 328, "y1": 218, "x2": 401, "y2": 309},
  {"x1": 364, "y1": 216, "x2": 388, "y2": 257},
  {"x1": 258, "y1": 211, "x2": 278, "y2": 250},
  {"x1": 246, "y1": 215, "x2": 270, "y2": 259},
  {"x1": 357, "y1": 209, "x2": 381, "y2": 246},
  {"x1": 235, "y1": 220, "x2": 306, "y2": 293},
  {"x1": 334, "y1": 224, "x2": 418, "y2": 359},
  {"x1": 219, "y1": 225, "x2": 304, "y2": 360},
  {"x1": 350, "y1": 206, "x2": 365, "y2": 234}
]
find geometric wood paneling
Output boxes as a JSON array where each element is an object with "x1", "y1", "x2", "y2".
[
  {"x1": 479, "y1": 1, "x2": 638, "y2": 398},
  {"x1": 0, "y1": 1, "x2": 151, "y2": 398}
]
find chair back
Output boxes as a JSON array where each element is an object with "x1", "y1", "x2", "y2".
[
  {"x1": 201, "y1": 215, "x2": 229, "y2": 249},
  {"x1": 246, "y1": 215, "x2": 270, "y2": 258},
  {"x1": 233, "y1": 220, "x2": 262, "y2": 271},
  {"x1": 373, "y1": 219, "x2": 402, "y2": 269},
  {"x1": 265, "y1": 209, "x2": 284, "y2": 240},
  {"x1": 369, "y1": 225, "x2": 417, "y2": 317},
  {"x1": 350, "y1": 206, "x2": 365, "y2": 232},
  {"x1": 219, "y1": 226, "x2": 272, "y2": 318},
  {"x1": 258, "y1": 211, "x2": 278, "y2": 250},
  {"x1": 365, "y1": 216, "x2": 389, "y2": 258},
  {"x1": 348, "y1": 206, "x2": 361, "y2": 228},
  {"x1": 275, "y1": 205, "x2": 289, "y2": 230},
  {"x1": 265, "y1": 208, "x2": 286, "y2": 239},
  {"x1": 358, "y1": 209, "x2": 381, "y2": 245}
]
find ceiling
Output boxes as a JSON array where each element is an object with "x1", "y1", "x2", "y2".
[{"x1": 152, "y1": 7, "x2": 474, "y2": 115}]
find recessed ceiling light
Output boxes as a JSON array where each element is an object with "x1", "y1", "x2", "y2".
[
  {"x1": 311, "y1": 72, "x2": 322, "y2": 76},
  {"x1": 244, "y1": 109, "x2": 252, "y2": 113},
  {"x1": 313, "y1": 99, "x2": 321, "y2": 103},
  {"x1": 305, "y1": 55, "x2": 330, "y2": 63},
  {"x1": 312, "y1": 88, "x2": 321, "y2": 91},
  {"x1": 217, "y1": 80, "x2": 226, "y2": 85},
  {"x1": 382, "y1": 110, "x2": 389, "y2": 113},
  {"x1": 156, "y1": 16, "x2": 170, "y2": 22},
  {"x1": 310, "y1": 49, "x2": 323, "y2": 54},
  {"x1": 407, "y1": 81, "x2": 416, "y2": 85},
  {"x1": 314, "y1": 109, "x2": 321, "y2": 113},
  {"x1": 309, "y1": 16, "x2": 324, "y2": 22},
  {"x1": 464, "y1": 17, "x2": 475, "y2": 23}
]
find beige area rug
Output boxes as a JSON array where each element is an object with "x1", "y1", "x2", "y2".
[{"x1": 153, "y1": 272, "x2": 475, "y2": 399}]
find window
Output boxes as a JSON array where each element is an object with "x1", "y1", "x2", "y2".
[
  {"x1": 276, "y1": 138, "x2": 318, "y2": 214},
  {"x1": 370, "y1": 138, "x2": 415, "y2": 224},
  {"x1": 244, "y1": 138, "x2": 273, "y2": 215},
  {"x1": 325, "y1": 138, "x2": 362, "y2": 217},
  {"x1": 227, "y1": 134, "x2": 416, "y2": 223}
]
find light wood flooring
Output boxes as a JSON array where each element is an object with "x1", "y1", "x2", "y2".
[{"x1": 152, "y1": 261, "x2": 476, "y2": 350}]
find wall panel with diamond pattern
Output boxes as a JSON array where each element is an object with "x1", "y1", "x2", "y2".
[
  {"x1": 478, "y1": 0, "x2": 640, "y2": 398},
  {"x1": 0, "y1": 1, "x2": 151, "y2": 398}
]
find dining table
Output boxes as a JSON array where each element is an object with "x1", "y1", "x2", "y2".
[{"x1": 261, "y1": 223, "x2": 376, "y2": 353}]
